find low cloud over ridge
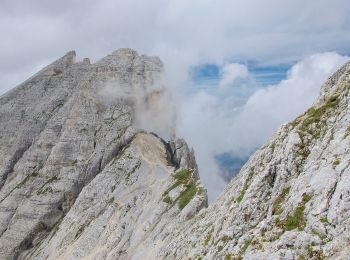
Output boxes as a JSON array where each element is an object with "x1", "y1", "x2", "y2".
[{"x1": 177, "y1": 52, "x2": 349, "y2": 200}]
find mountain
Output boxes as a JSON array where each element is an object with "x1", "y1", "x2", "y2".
[
  {"x1": 0, "y1": 49, "x2": 349, "y2": 259},
  {"x1": 156, "y1": 60, "x2": 350, "y2": 259},
  {"x1": 0, "y1": 49, "x2": 207, "y2": 259}
]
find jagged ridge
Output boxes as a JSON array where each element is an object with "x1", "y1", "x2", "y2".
[
  {"x1": 157, "y1": 60, "x2": 350, "y2": 259},
  {"x1": 1, "y1": 49, "x2": 350, "y2": 260},
  {"x1": 0, "y1": 49, "x2": 207, "y2": 259}
]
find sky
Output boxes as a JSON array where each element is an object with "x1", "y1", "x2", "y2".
[{"x1": 1, "y1": 0, "x2": 350, "y2": 200}]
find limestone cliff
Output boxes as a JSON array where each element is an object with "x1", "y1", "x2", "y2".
[
  {"x1": 158, "y1": 61, "x2": 350, "y2": 259},
  {"x1": 0, "y1": 49, "x2": 206, "y2": 259},
  {"x1": 1, "y1": 49, "x2": 350, "y2": 260}
]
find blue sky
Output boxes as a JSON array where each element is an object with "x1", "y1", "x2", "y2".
[{"x1": 191, "y1": 63, "x2": 289, "y2": 87}]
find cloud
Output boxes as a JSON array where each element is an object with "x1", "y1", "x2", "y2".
[
  {"x1": 177, "y1": 52, "x2": 349, "y2": 200},
  {"x1": 97, "y1": 78, "x2": 175, "y2": 141},
  {"x1": 229, "y1": 52, "x2": 349, "y2": 154},
  {"x1": 219, "y1": 63, "x2": 249, "y2": 88},
  {"x1": 1, "y1": 0, "x2": 350, "y2": 92},
  {"x1": 1, "y1": 1, "x2": 350, "y2": 200}
]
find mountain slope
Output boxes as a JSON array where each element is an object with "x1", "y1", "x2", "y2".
[
  {"x1": 0, "y1": 49, "x2": 207, "y2": 259},
  {"x1": 157, "y1": 61, "x2": 350, "y2": 259},
  {"x1": 1, "y1": 49, "x2": 349, "y2": 260}
]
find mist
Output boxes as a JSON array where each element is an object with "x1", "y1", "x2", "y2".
[
  {"x1": 175, "y1": 52, "x2": 349, "y2": 200},
  {"x1": 97, "y1": 75, "x2": 176, "y2": 141}
]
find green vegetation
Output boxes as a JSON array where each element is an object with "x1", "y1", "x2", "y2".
[
  {"x1": 251, "y1": 239, "x2": 263, "y2": 250},
  {"x1": 284, "y1": 194, "x2": 311, "y2": 231},
  {"x1": 332, "y1": 159, "x2": 340, "y2": 169},
  {"x1": 344, "y1": 126, "x2": 350, "y2": 139},
  {"x1": 284, "y1": 204, "x2": 306, "y2": 231},
  {"x1": 302, "y1": 193, "x2": 312, "y2": 203},
  {"x1": 270, "y1": 143, "x2": 276, "y2": 154},
  {"x1": 311, "y1": 229, "x2": 330, "y2": 245},
  {"x1": 214, "y1": 235, "x2": 230, "y2": 252},
  {"x1": 16, "y1": 170, "x2": 40, "y2": 188},
  {"x1": 162, "y1": 182, "x2": 181, "y2": 197},
  {"x1": 276, "y1": 193, "x2": 311, "y2": 231},
  {"x1": 204, "y1": 233, "x2": 212, "y2": 246},
  {"x1": 174, "y1": 169, "x2": 192, "y2": 182},
  {"x1": 236, "y1": 171, "x2": 254, "y2": 204},
  {"x1": 239, "y1": 239, "x2": 252, "y2": 256},
  {"x1": 37, "y1": 176, "x2": 58, "y2": 195},
  {"x1": 272, "y1": 187, "x2": 290, "y2": 215},
  {"x1": 31, "y1": 170, "x2": 39, "y2": 177},
  {"x1": 126, "y1": 161, "x2": 141, "y2": 180},
  {"x1": 220, "y1": 235, "x2": 230, "y2": 245},
  {"x1": 307, "y1": 245, "x2": 324, "y2": 259},
  {"x1": 294, "y1": 95, "x2": 340, "y2": 165},
  {"x1": 75, "y1": 225, "x2": 85, "y2": 239},
  {"x1": 298, "y1": 95, "x2": 339, "y2": 138},
  {"x1": 113, "y1": 144, "x2": 131, "y2": 163},
  {"x1": 178, "y1": 183, "x2": 197, "y2": 209},
  {"x1": 163, "y1": 169, "x2": 192, "y2": 197},
  {"x1": 118, "y1": 250, "x2": 125, "y2": 256},
  {"x1": 16, "y1": 175, "x2": 31, "y2": 188},
  {"x1": 320, "y1": 217, "x2": 329, "y2": 224},
  {"x1": 161, "y1": 168, "x2": 199, "y2": 209},
  {"x1": 224, "y1": 254, "x2": 232, "y2": 260},
  {"x1": 162, "y1": 195, "x2": 172, "y2": 204}
]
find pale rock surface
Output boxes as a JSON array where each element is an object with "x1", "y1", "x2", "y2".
[
  {"x1": 157, "y1": 60, "x2": 350, "y2": 259},
  {"x1": 1, "y1": 49, "x2": 350, "y2": 260},
  {"x1": 0, "y1": 49, "x2": 206, "y2": 259}
]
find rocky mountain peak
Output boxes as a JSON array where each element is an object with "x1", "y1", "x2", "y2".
[
  {"x1": 0, "y1": 49, "x2": 204, "y2": 259},
  {"x1": 0, "y1": 49, "x2": 349, "y2": 259},
  {"x1": 316, "y1": 60, "x2": 350, "y2": 106}
]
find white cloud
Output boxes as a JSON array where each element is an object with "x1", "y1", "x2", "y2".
[
  {"x1": 1, "y1": 0, "x2": 350, "y2": 200},
  {"x1": 229, "y1": 52, "x2": 349, "y2": 154},
  {"x1": 219, "y1": 63, "x2": 249, "y2": 88},
  {"x1": 177, "y1": 52, "x2": 349, "y2": 200},
  {"x1": 1, "y1": 0, "x2": 350, "y2": 92}
]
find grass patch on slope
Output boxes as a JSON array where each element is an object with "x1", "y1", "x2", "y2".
[
  {"x1": 236, "y1": 170, "x2": 254, "y2": 204},
  {"x1": 162, "y1": 168, "x2": 199, "y2": 209},
  {"x1": 178, "y1": 183, "x2": 197, "y2": 209},
  {"x1": 276, "y1": 193, "x2": 312, "y2": 231},
  {"x1": 272, "y1": 187, "x2": 290, "y2": 215}
]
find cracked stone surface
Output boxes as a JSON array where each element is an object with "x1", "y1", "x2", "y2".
[
  {"x1": 0, "y1": 49, "x2": 206, "y2": 259},
  {"x1": 156, "y1": 60, "x2": 350, "y2": 260},
  {"x1": 0, "y1": 49, "x2": 349, "y2": 260}
]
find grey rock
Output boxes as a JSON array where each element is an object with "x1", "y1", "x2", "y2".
[
  {"x1": 0, "y1": 49, "x2": 206, "y2": 259},
  {"x1": 156, "y1": 58, "x2": 350, "y2": 259},
  {"x1": 1, "y1": 49, "x2": 350, "y2": 260}
]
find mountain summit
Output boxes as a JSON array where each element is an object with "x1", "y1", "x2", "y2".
[
  {"x1": 0, "y1": 49, "x2": 206, "y2": 259},
  {"x1": 0, "y1": 49, "x2": 350, "y2": 259}
]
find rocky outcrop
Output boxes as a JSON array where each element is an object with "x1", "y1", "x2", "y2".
[
  {"x1": 1, "y1": 48, "x2": 350, "y2": 260},
  {"x1": 157, "y1": 60, "x2": 350, "y2": 259},
  {"x1": 0, "y1": 49, "x2": 206, "y2": 259}
]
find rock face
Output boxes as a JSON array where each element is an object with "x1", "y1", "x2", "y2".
[
  {"x1": 1, "y1": 49, "x2": 350, "y2": 260},
  {"x1": 0, "y1": 49, "x2": 207, "y2": 259},
  {"x1": 157, "y1": 60, "x2": 350, "y2": 259}
]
